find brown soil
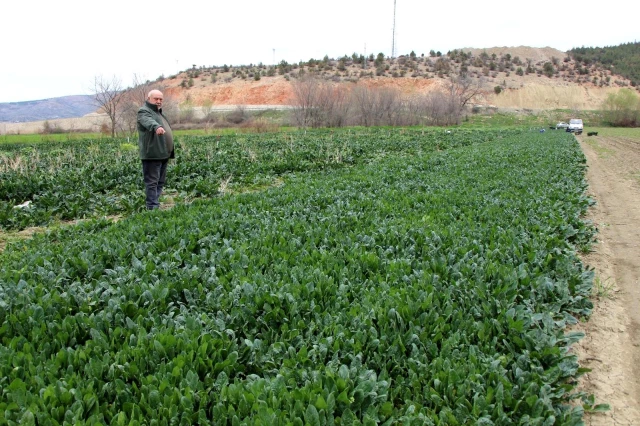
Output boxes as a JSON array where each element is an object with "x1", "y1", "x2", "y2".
[
  {"x1": 575, "y1": 133, "x2": 640, "y2": 424},
  {"x1": 0, "y1": 227, "x2": 40, "y2": 253},
  {"x1": 165, "y1": 78, "x2": 295, "y2": 106},
  {"x1": 158, "y1": 72, "x2": 622, "y2": 111}
]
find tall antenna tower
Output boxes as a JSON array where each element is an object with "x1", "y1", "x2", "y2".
[{"x1": 391, "y1": 0, "x2": 397, "y2": 58}]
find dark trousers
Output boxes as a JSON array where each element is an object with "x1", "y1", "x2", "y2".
[{"x1": 142, "y1": 159, "x2": 168, "y2": 210}]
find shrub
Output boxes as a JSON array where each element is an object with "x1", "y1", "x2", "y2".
[
  {"x1": 375, "y1": 53, "x2": 385, "y2": 67},
  {"x1": 179, "y1": 102, "x2": 195, "y2": 123},
  {"x1": 543, "y1": 62, "x2": 555, "y2": 78},
  {"x1": 494, "y1": 86, "x2": 503, "y2": 94},
  {"x1": 226, "y1": 106, "x2": 247, "y2": 124},
  {"x1": 602, "y1": 88, "x2": 640, "y2": 126},
  {"x1": 42, "y1": 120, "x2": 52, "y2": 134},
  {"x1": 239, "y1": 118, "x2": 279, "y2": 133}
]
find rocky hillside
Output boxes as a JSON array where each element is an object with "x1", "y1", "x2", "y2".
[
  {"x1": 158, "y1": 46, "x2": 635, "y2": 111},
  {"x1": 2, "y1": 46, "x2": 636, "y2": 127}
]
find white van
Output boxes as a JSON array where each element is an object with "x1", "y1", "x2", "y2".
[{"x1": 566, "y1": 119, "x2": 583, "y2": 135}]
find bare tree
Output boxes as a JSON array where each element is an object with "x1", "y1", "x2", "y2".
[
  {"x1": 349, "y1": 85, "x2": 400, "y2": 127},
  {"x1": 376, "y1": 87, "x2": 401, "y2": 126},
  {"x1": 201, "y1": 99, "x2": 214, "y2": 124},
  {"x1": 398, "y1": 95, "x2": 425, "y2": 126},
  {"x1": 290, "y1": 76, "x2": 322, "y2": 128},
  {"x1": 129, "y1": 73, "x2": 157, "y2": 105},
  {"x1": 113, "y1": 75, "x2": 174, "y2": 136},
  {"x1": 116, "y1": 75, "x2": 145, "y2": 136},
  {"x1": 290, "y1": 77, "x2": 353, "y2": 128},
  {"x1": 322, "y1": 84, "x2": 351, "y2": 127},
  {"x1": 290, "y1": 76, "x2": 484, "y2": 128},
  {"x1": 420, "y1": 90, "x2": 459, "y2": 126},
  {"x1": 351, "y1": 85, "x2": 377, "y2": 127},
  {"x1": 428, "y1": 75, "x2": 486, "y2": 125},
  {"x1": 312, "y1": 82, "x2": 351, "y2": 127},
  {"x1": 449, "y1": 74, "x2": 485, "y2": 111},
  {"x1": 91, "y1": 75, "x2": 126, "y2": 138}
]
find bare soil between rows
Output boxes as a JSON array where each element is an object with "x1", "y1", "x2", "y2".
[{"x1": 575, "y1": 134, "x2": 640, "y2": 425}]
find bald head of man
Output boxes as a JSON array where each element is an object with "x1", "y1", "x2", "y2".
[{"x1": 147, "y1": 90, "x2": 164, "y2": 108}]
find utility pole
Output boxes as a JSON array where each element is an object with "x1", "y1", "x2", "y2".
[{"x1": 391, "y1": 0, "x2": 397, "y2": 58}]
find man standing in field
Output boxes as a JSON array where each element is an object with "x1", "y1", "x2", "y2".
[{"x1": 137, "y1": 89, "x2": 175, "y2": 210}]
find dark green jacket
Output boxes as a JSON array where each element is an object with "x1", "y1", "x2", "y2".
[{"x1": 137, "y1": 101, "x2": 174, "y2": 160}]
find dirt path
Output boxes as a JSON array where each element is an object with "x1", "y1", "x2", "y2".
[{"x1": 575, "y1": 133, "x2": 640, "y2": 425}]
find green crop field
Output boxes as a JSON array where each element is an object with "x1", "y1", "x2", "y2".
[
  {"x1": 0, "y1": 128, "x2": 601, "y2": 424},
  {"x1": 0, "y1": 128, "x2": 511, "y2": 231},
  {"x1": 0, "y1": 133, "x2": 106, "y2": 144}
]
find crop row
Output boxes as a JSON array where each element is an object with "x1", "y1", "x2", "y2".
[
  {"x1": 0, "y1": 128, "x2": 520, "y2": 230},
  {"x1": 0, "y1": 130, "x2": 596, "y2": 424}
]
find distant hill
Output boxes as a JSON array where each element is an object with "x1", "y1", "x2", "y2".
[
  {"x1": 0, "y1": 95, "x2": 97, "y2": 123},
  {"x1": 155, "y1": 45, "x2": 635, "y2": 111},
  {"x1": 3, "y1": 43, "x2": 639, "y2": 126}
]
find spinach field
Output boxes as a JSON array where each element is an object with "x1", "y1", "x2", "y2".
[
  {"x1": 1, "y1": 129, "x2": 511, "y2": 231},
  {"x1": 0, "y1": 129, "x2": 597, "y2": 424}
]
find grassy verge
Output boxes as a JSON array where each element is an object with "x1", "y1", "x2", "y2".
[
  {"x1": 0, "y1": 132, "x2": 106, "y2": 144},
  {"x1": 582, "y1": 127, "x2": 640, "y2": 139},
  {"x1": 462, "y1": 109, "x2": 608, "y2": 129}
]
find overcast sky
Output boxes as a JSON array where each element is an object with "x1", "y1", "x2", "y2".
[{"x1": 1, "y1": 0, "x2": 637, "y2": 103}]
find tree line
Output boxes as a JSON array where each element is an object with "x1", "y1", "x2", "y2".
[
  {"x1": 569, "y1": 42, "x2": 640, "y2": 87},
  {"x1": 91, "y1": 73, "x2": 485, "y2": 135},
  {"x1": 289, "y1": 75, "x2": 483, "y2": 128}
]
